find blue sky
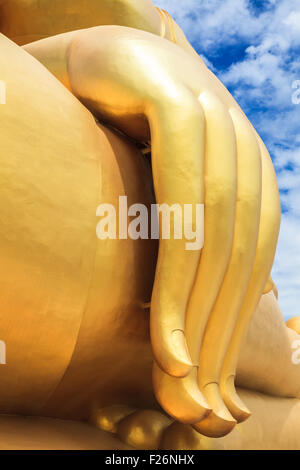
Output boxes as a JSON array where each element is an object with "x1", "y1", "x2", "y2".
[{"x1": 157, "y1": 0, "x2": 300, "y2": 320}]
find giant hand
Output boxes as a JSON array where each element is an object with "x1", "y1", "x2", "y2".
[{"x1": 0, "y1": 0, "x2": 281, "y2": 438}]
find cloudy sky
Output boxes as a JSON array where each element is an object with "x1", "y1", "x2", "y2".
[{"x1": 157, "y1": 0, "x2": 300, "y2": 320}]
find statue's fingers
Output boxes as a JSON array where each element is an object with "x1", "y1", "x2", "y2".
[
  {"x1": 148, "y1": 90, "x2": 206, "y2": 378},
  {"x1": 160, "y1": 92, "x2": 239, "y2": 432},
  {"x1": 194, "y1": 108, "x2": 262, "y2": 436},
  {"x1": 185, "y1": 91, "x2": 237, "y2": 366},
  {"x1": 152, "y1": 363, "x2": 211, "y2": 424},
  {"x1": 219, "y1": 134, "x2": 281, "y2": 422}
]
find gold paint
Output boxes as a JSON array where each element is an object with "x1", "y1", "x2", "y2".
[{"x1": 0, "y1": 0, "x2": 298, "y2": 450}]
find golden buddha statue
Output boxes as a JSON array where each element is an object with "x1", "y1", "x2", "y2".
[{"x1": 0, "y1": 0, "x2": 299, "y2": 450}]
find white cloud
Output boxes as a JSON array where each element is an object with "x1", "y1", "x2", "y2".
[{"x1": 156, "y1": 0, "x2": 270, "y2": 48}]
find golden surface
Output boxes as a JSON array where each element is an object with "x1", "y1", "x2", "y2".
[{"x1": 0, "y1": 0, "x2": 298, "y2": 450}]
